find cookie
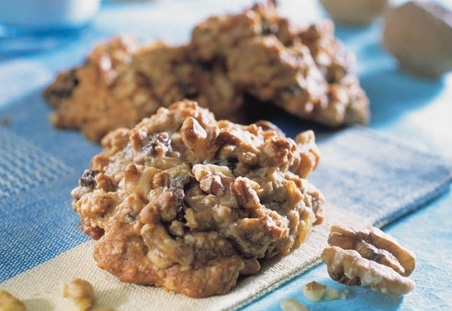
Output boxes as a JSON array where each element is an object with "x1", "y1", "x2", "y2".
[
  {"x1": 44, "y1": 1, "x2": 369, "y2": 142},
  {"x1": 194, "y1": 2, "x2": 369, "y2": 126},
  {"x1": 71, "y1": 100, "x2": 324, "y2": 297}
]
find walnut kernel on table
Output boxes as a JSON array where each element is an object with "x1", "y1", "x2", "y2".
[
  {"x1": 0, "y1": 290, "x2": 26, "y2": 311},
  {"x1": 321, "y1": 225, "x2": 416, "y2": 296},
  {"x1": 302, "y1": 280, "x2": 348, "y2": 302},
  {"x1": 70, "y1": 100, "x2": 324, "y2": 298}
]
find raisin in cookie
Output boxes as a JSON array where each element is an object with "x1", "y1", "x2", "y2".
[
  {"x1": 44, "y1": 1, "x2": 368, "y2": 142},
  {"x1": 71, "y1": 100, "x2": 324, "y2": 298}
]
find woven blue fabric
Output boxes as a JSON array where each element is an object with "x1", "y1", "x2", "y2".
[
  {"x1": 0, "y1": 128, "x2": 90, "y2": 281},
  {"x1": 312, "y1": 127, "x2": 452, "y2": 227}
]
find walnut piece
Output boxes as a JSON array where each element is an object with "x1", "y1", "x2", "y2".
[
  {"x1": 71, "y1": 100, "x2": 324, "y2": 298},
  {"x1": 302, "y1": 281, "x2": 326, "y2": 302},
  {"x1": 0, "y1": 290, "x2": 27, "y2": 311},
  {"x1": 321, "y1": 225, "x2": 416, "y2": 296},
  {"x1": 63, "y1": 279, "x2": 95, "y2": 311},
  {"x1": 325, "y1": 288, "x2": 340, "y2": 300},
  {"x1": 302, "y1": 280, "x2": 348, "y2": 302},
  {"x1": 280, "y1": 298, "x2": 308, "y2": 311}
]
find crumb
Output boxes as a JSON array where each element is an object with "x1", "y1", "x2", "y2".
[
  {"x1": 63, "y1": 279, "x2": 95, "y2": 311},
  {"x1": 325, "y1": 288, "x2": 339, "y2": 300},
  {"x1": 44, "y1": 0, "x2": 369, "y2": 142},
  {"x1": 340, "y1": 289, "x2": 349, "y2": 300},
  {"x1": 1, "y1": 117, "x2": 10, "y2": 126},
  {"x1": 322, "y1": 225, "x2": 416, "y2": 296}
]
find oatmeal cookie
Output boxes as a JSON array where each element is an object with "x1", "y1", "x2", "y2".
[
  {"x1": 44, "y1": 0, "x2": 368, "y2": 142},
  {"x1": 192, "y1": 1, "x2": 369, "y2": 126},
  {"x1": 71, "y1": 100, "x2": 324, "y2": 297}
]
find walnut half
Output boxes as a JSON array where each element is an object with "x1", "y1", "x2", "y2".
[
  {"x1": 63, "y1": 279, "x2": 95, "y2": 311},
  {"x1": 321, "y1": 225, "x2": 416, "y2": 296}
]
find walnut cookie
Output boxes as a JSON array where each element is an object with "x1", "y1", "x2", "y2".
[
  {"x1": 71, "y1": 100, "x2": 324, "y2": 298},
  {"x1": 44, "y1": 0, "x2": 369, "y2": 142}
]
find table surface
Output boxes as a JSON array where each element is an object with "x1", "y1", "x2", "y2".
[{"x1": 1, "y1": 1, "x2": 451, "y2": 310}]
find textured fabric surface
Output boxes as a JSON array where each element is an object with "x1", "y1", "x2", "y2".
[{"x1": 0, "y1": 127, "x2": 73, "y2": 199}]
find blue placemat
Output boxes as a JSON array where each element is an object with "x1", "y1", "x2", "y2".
[{"x1": 312, "y1": 126, "x2": 452, "y2": 227}]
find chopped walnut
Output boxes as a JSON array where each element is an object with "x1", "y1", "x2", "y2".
[
  {"x1": 1, "y1": 117, "x2": 11, "y2": 126},
  {"x1": 321, "y1": 225, "x2": 416, "y2": 296},
  {"x1": 0, "y1": 290, "x2": 27, "y2": 311},
  {"x1": 382, "y1": 0, "x2": 452, "y2": 78},
  {"x1": 319, "y1": 0, "x2": 388, "y2": 25},
  {"x1": 303, "y1": 281, "x2": 326, "y2": 302},
  {"x1": 280, "y1": 298, "x2": 309, "y2": 311},
  {"x1": 63, "y1": 279, "x2": 95, "y2": 311}
]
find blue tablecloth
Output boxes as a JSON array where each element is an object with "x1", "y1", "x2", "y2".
[{"x1": 1, "y1": 1, "x2": 451, "y2": 310}]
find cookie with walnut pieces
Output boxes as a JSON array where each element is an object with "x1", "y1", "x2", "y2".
[
  {"x1": 71, "y1": 100, "x2": 324, "y2": 298},
  {"x1": 44, "y1": 0, "x2": 369, "y2": 143}
]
